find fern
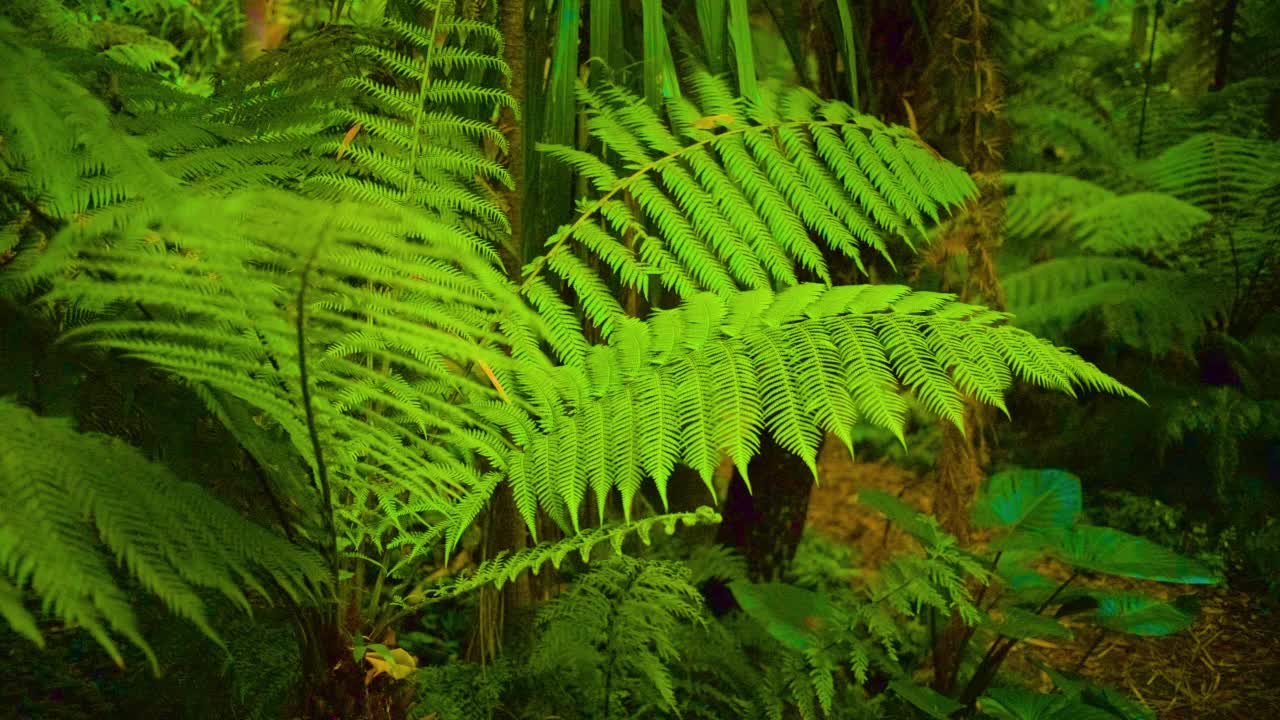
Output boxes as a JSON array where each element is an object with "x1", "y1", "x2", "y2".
[
  {"x1": 999, "y1": 151, "x2": 1279, "y2": 353},
  {"x1": 0, "y1": 399, "x2": 327, "y2": 672},
  {"x1": 409, "y1": 508, "x2": 722, "y2": 602},
  {"x1": 487, "y1": 283, "x2": 1136, "y2": 537},
  {"x1": 0, "y1": 20, "x2": 176, "y2": 237},
  {"x1": 528, "y1": 556, "x2": 706, "y2": 717},
  {"x1": 1139, "y1": 133, "x2": 1280, "y2": 213},
  {"x1": 532, "y1": 71, "x2": 977, "y2": 339},
  {"x1": 1003, "y1": 256, "x2": 1228, "y2": 351},
  {"x1": 0, "y1": 4, "x2": 1145, "y2": 693},
  {"x1": 305, "y1": 2, "x2": 516, "y2": 245}
]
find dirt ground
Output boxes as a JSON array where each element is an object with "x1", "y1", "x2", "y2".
[{"x1": 807, "y1": 441, "x2": 1280, "y2": 720}]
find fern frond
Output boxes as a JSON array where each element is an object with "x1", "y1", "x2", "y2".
[
  {"x1": 1002, "y1": 172, "x2": 1209, "y2": 260},
  {"x1": 1139, "y1": 133, "x2": 1280, "y2": 214},
  {"x1": 1004, "y1": 257, "x2": 1228, "y2": 353},
  {"x1": 36, "y1": 190, "x2": 533, "y2": 571},
  {"x1": 493, "y1": 284, "x2": 1136, "y2": 537},
  {"x1": 529, "y1": 556, "x2": 706, "y2": 716},
  {"x1": 0, "y1": 399, "x2": 327, "y2": 672},
  {"x1": 418, "y1": 508, "x2": 722, "y2": 602},
  {"x1": 532, "y1": 71, "x2": 977, "y2": 336},
  {"x1": 0, "y1": 22, "x2": 176, "y2": 228},
  {"x1": 311, "y1": 5, "x2": 515, "y2": 238}
]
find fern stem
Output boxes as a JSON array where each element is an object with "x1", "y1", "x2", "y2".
[
  {"x1": 403, "y1": 0, "x2": 447, "y2": 206},
  {"x1": 1073, "y1": 629, "x2": 1107, "y2": 673},
  {"x1": 960, "y1": 571, "x2": 1077, "y2": 706},
  {"x1": 1135, "y1": 0, "x2": 1163, "y2": 158},
  {"x1": 297, "y1": 235, "x2": 341, "y2": 607}
]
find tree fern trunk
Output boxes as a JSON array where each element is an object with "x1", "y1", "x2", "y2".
[
  {"x1": 714, "y1": 433, "x2": 815, "y2": 582},
  {"x1": 912, "y1": 0, "x2": 1007, "y2": 698},
  {"x1": 465, "y1": 0, "x2": 557, "y2": 664},
  {"x1": 1211, "y1": 0, "x2": 1239, "y2": 92}
]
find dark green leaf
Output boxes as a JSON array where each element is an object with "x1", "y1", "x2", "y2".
[
  {"x1": 1089, "y1": 593, "x2": 1199, "y2": 636},
  {"x1": 858, "y1": 489, "x2": 947, "y2": 546},
  {"x1": 973, "y1": 468, "x2": 1082, "y2": 537},
  {"x1": 1054, "y1": 526, "x2": 1220, "y2": 584},
  {"x1": 979, "y1": 687, "x2": 1119, "y2": 720},
  {"x1": 985, "y1": 606, "x2": 1074, "y2": 641},
  {"x1": 727, "y1": 580, "x2": 830, "y2": 651},
  {"x1": 890, "y1": 679, "x2": 964, "y2": 719}
]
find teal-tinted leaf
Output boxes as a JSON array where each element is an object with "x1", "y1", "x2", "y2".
[
  {"x1": 1054, "y1": 525, "x2": 1220, "y2": 584},
  {"x1": 979, "y1": 687, "x2": 1118, "y2": 720},
  {"x1": 995, "y1": 551, "x2": 1055, "y2": 592},
  {"x1": 858, "y1": 489, "x2": 947, "y2": 546},
  {"x1": 1040, "y1": 666, "x2": 1156, "y2": 720},
  {"x1": 889, "y1": 679, "x2": 964, "y2": 719},
  {"x1": 1081, "y1": 684, "x2": 1156, "y2": 720},
  {"x1": 973, "y1": 468, "x2": 1082, "y2": 536},
  {"x1": 985, "y1": 606, "x2": 1074, "y2": 641},
  {"x1": 727, "y1": 580, "x2": 830, "y2": 651},
  {"x1": 1089, "y1": 593, "x2": 1198, "y2": 636}
]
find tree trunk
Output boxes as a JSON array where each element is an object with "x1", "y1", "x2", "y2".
[
  {"x1": 714, "y1": 434, "x2": 816, "y2": 582},
  {"x1": 465, "y1": 0, "x2": 561, "y2": 663},
  {"x1": 911, "y1": 0, "x2": 1007, "y2": 697},
  {"x1": 1211, "y1": 0, "x2": 1239, "y2": 92}
]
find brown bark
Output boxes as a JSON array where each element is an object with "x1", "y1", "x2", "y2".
[
  {"x1": 1211, "y1": 0, "x2": 1239, "y2": 92},
  {"x1": 714, "y1": 434, "x2": 815, "y2": 582},
  {"x1": 912, "y1": 0, "x2": 1008, "y2": 697},
  {"x1": 464, "y1": 0, "x2": 561, "y2": 664}
]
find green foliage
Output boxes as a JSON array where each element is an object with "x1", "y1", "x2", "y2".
[
  {"x1": 728, "y1": 580, "x2": 833, "y2": 652},
  {"x1": 978, "y1": 686, "x2": 1125, "y2": 720},
  {"x1": 727, "y1": 498, "x2": 987, "y2": 717},
  {"x1": 972, "y1": 468, "x2": 1083, "y2": 538},
  {"x1": 0, "y1": 399, "x2": 326, "y2": 672},
  {"x1": 859, "y1": 467, "x2": 1219, "y2": 715},
  {"x1": 528, "y1": 556, "x2": 706, "y2": 717},
  {"x1": 788, "y1": 530, "x2": 862, "y2": 594},
  {"x1": 416, "y1": 508, "x2": 722, "y2": 603},
  {"x1": 410, "y1": 658, "x2": 512, "y2": 720},
  {"x1": 537, "y1": 71, "x2": 978, "y2": 326},
  {"x1": 0, "y1": 2, "x2": 1149, "y2": 715}
]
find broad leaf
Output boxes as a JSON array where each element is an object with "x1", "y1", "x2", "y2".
[
  {"x1": 1089, "y1": 593, "x2": 1199, "y2": 636},
  {"x1": 979, "y1": 687, "x2": 1119, "y2": 720},
  {"x1": 995, "y1": 551, "x2": 1056, "y2": 592},
  {"x1": 1054, "y1": 526, "x2": 1219, "y2": 584},
  {"x1": 890, "y1": 679, "x2": 964, "y2": 719},
  {"x1": 1039, "y1": 667, "x2": 1156, "y2": 720},
  {"x1": 973, "y1": 468, "x2": 1082, "y2": 537},
  {"x1": 727, "y1": 580, "x2": 831, "y2": 651},
  {"x1": 858, "y1": 489, "x2": 948, "y2": 546},
  {"x1": 985, "y1": 606, "x2": 1074, "y2": 641}
]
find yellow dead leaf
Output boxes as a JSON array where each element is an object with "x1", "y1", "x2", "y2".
[
  {"x1": 690, "y1": 113, "x2": 735, "y2": 130},
  {"x1": 901, "y1": 97, "x2": 919, "y2": 134},
  {"x1": 477, "y1": 359, "x2": 510, "y2": 403},
  {"x1": 337, "y1": 123, "x2": 363, "y2": 160},
  {"x1": 364, "y1": 647, "x2": 418, "y2": 686}
]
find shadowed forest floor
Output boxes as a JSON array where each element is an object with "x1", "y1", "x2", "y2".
[{"x1": 808, "y1": 443, "x2": 1280, "y2": 720}]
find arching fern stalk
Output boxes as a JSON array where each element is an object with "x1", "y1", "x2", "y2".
[{"x1": 528, "y1": 71, "x2": 979, "y2": 346}]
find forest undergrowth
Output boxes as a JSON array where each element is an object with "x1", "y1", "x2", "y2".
[
  {"x1": 2, "y1": 0, "x2": 1278, "y2": 718},
  {"x1": 808, "y1": 440, "x2": 1280, "y2": 720}
]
